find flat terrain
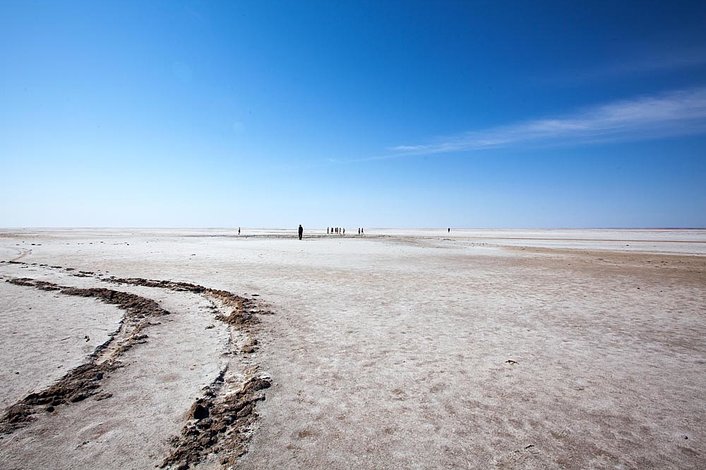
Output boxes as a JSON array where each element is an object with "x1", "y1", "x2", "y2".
[{"x1": 1, "y1": 228, "x2": 705, "y2": 469}]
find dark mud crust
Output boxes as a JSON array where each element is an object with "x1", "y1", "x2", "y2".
[
  {"x1": 161, "y1": 372, "x2": 272, "y2": 469},
  {"x1": 4, "y1": 260, "x2": 272, "y2": 324},
  {"x1": 0, "y1": 277, "x2": 169, "y2": 434},
  {"x1": 1, "y1": 362, "x2": 119, "y2": 434},
  {"x1": 0, "y1": 263, "x2": 275, "y2": 467},
  {"x1": 105, "y1": 277, "x2": 274, "y2": 327},
  {"x1": 104, "y1": 277, "x2": 276, "y2": 468}
]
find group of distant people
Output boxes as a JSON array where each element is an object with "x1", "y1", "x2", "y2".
[
  {"x1": 325, "y1": 227, "x2": 365, "y2": 236},
  {"x1": 237, "y1": 226, "x2": 450, "y2": 240},
  {"x1": 239, "y1": 226, "x2": 365, "y2": 240}
]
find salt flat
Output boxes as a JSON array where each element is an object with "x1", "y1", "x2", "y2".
[{"x1": 0, "y1": 229, "x2": 705, "y2": 469}]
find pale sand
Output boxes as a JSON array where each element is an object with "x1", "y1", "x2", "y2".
[{"x1": 0, "y1": 229, "x2": 705, "y2": 469}]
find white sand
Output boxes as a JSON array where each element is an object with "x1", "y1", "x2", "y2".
[{"x1": 1, "y1": 228, "x2": 705, "y2": 469}]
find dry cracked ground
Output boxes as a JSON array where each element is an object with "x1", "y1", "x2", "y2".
[{"x1": 0, "y1": 228, "x2": 705, "y2": 469}]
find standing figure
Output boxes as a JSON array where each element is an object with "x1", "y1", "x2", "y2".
[
  {"x1": 448, "y1": 228, "x2": 450, "y2": 233},
  {"x1": 238, "y1": 227, "x2": 241, "y2": 236},
  {"x1": 298, "y1": 224, "x2": 303, "y2": 240},
  {"x1": 343, "y1": 228, "x2": 345, "y2": 235}
]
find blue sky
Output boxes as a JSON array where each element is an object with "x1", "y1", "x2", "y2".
[{"x1": 1, "y1": 0, "x2": 706, "y2": 228}]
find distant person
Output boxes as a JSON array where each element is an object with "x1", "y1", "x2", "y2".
[
  {"x1": 298, "y1": 224, "x2": 303, "y2": 240},
  {"x1": 448, "y1": 228, "x2": 450, "y2": 233},
  {"x1": 238, "y1": 227, "x2": 241, "y2": 236},
  {"x1": 343, "y1": 228, "x2": 345, "y2": 235},
  {"x1": 361, "y1": 228, "x2": 364, "y2": 235},
  {"x1": 358, "y1": 228, "x2": 360, "y2": 235}
]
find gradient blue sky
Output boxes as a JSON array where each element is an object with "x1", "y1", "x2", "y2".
[{"x1": 2, "y1": 0, "x2": 706, "y2": 228}]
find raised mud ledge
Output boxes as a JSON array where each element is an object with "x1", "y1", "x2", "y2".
[
  {"x1": 0, "y1": 264, "x2": 274, "y2": 469},
  {"x1": 161, "y1": 370, "x2": 272, "y2": 469},
  {"x1": 1, "y1": 277, "x2": 169, "y2": 434}
]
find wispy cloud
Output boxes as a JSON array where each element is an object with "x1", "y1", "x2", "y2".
[
  {"x1": 388, "y1": 87, "x2": 706, "y2": 157},
  {"x1": 543, "y1": 48, "x2": 706, "y2": 85},
  {"x1": 585, "y1": 52, "x2": 706, "y2": 80}
]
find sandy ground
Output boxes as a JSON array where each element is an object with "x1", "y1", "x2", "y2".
[{"x1": 0, "y1": 228, "x2": 705, "y2": 469}]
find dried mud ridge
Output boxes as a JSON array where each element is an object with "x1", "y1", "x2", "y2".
[
  {"x1": 104, "y1": 277, "x2": 275, "y2": 468},
  {"x1": 0, "y1": 277, "x2": 169, "y2": 434},
  {"x1": 161, "y1": 370, "x2": 271, "y2": 469},
  {"x1": 104, "y1": 276, "x2": 275, "y2": 328},
  {"x1": 0, "y1": 262, "x2": 275, "y2": 468}
]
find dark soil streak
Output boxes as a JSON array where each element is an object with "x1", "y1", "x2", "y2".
[
  {"x1": 104, "y1": 277, "x2": 276, "y2": 468},
  {"x1": 161, "y1": 372, "x2": 272, "y2": 469},
  {"x1": 0, "y1": 277, "x2": 169, "y2": 434},
  {"x1": 0, "y1": 263, "x2": 275, "y2": 468},
  {"x1": 105, "y1": 276, "x2": 273, "y2": 328}
]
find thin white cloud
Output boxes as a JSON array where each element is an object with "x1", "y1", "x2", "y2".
[
  {"x1": 389, "y1": 87, "x2": 706, "y2": 157},
  {"x1": 543, "y1": 48, "x2": 706, "y2": 85}
]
